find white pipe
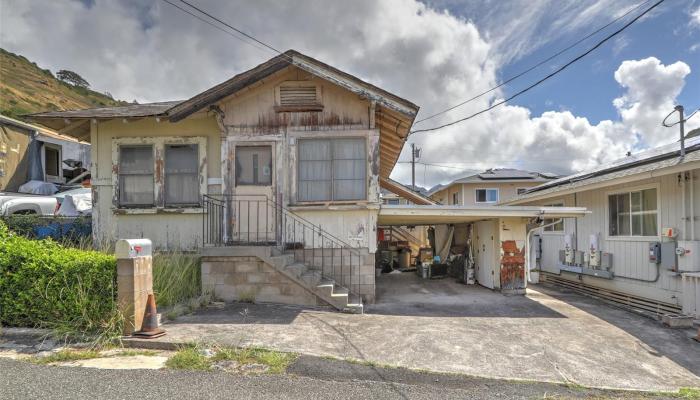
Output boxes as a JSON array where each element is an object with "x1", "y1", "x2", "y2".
[
  {"x1": 691, "y1": 170, "x2": 695, "y2": 241},
  {"x1": 525, "y1": 218, "x2": 563, "y2": 283},
  {"x1": 682, "y1": 173, "x2": 687, "y2": 241}
]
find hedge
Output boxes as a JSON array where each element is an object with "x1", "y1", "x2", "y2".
[{"x1": 0, "y1": 222, "x2": 117, "y2": 333}]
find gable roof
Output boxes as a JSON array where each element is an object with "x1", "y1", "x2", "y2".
[
  {"x1": 25, "y1": 50, "x2": 419, "y2": 179},
  {"x1": 168, "y1": 50, "x2": 418, "y2": 122},
  {"x1": 506, "y1": 137, "x2": 700, "y2": 204}
]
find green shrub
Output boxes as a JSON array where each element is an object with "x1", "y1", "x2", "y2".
[
  {"x1": 0, "y1": 222, "x2": 117, "y2": 333},
  {"x1": 152, "y1": 252, "x2": 201, "y2": 308}
]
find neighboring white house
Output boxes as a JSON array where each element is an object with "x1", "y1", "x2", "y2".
[
  {"x1": 429, "y1": 168, "x2": 557, "y2": 206},
  {"x1": 506, "y1": 137, "x2": 700, "y2": 318}
]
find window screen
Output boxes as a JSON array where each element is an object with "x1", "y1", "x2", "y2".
[
  {"x1": 236, "y1": 146, "x2": 272, "y2": 186},
  {"x1": 609, "y1": 188, "x2": 657, "y2": 236},
  {"x1": 45, "y1": 147, "x2": 60, "y2": 177},
  {"x1": 119, "y1": 146, "x2": 154, "y2": 207},
  {"x1": 165, "y1": 144, "x2": 200, "y2": 206},
  {"x1": 298, "y1": 138, "x2": 366, "y2": 202}
]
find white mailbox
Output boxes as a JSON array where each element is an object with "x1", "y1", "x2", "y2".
[
  {"x1": 115, "y1": 238, "x2": 153, "y2": 259},
  {"x1": 676, "y1": 241, "x2": 700, "y2": 272}
]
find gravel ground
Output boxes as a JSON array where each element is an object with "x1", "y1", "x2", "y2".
[{"x1": 0, "y1": 355, "x2": 685, "y2": 400}]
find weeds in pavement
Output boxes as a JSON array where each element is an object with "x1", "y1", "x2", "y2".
[
  {"x1": 164, "y1": 345, "x2": 211, "y2": 371},
  {"x1": 165, "y1": 343, "x2": 297, "y2": 374},
  {"x1": 30, "y1": 349, "x2": 100, "y2": 365}
]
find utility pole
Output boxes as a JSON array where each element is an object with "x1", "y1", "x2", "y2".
[
  {"x1": 410, "y1": 143, "x2": 421, "y2": 189},
  {"x1": 663, "y1": 105, "x2": 687, "y2": 158},
  {"x1": 677, "y1": 105, "x2": 686, "y2": 158}
]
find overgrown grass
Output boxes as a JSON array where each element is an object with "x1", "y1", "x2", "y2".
[
  {"x1": 165, "y1": 344, "x2": 297, "y2": 374},
  {"x1": 212, "y1": 346, "x2": 297, "y2": 374},
  {"x1": 165, "y1": 346, "x2": 211, "y2": 371},
  {"x1": 153, "y1": 252, "x2": 201, "y2": 308},
  {"x1": 30, "y1": 349, "x2": 100, "y2": 365}
]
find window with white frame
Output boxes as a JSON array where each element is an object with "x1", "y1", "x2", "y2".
[
  {"x1": 543, "y1": 202, "x2": 564, "y2": 232},
  {"x1": 608, "y1": 188, "x2": 657, "y2": 236},
  {"x1": 298, "y1": 138, "x2": 366, "y2": 202},
  {"x1": 118, "y1": 145, "x2": 155, "y2": 207},
  {"x1": 164, "y1": 144, "x2": 200, "y2": 207},
  {"x1": 475, "y1": 188, "x2": 498, "y2": 203}
]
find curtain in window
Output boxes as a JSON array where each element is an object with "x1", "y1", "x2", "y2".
[
  {"x1": 609, "y1": 189, "x2": 656, "y2": 236},
  {"x1": 165, "y1": 144, "x2": 199, "y2": 206},
  {"x1": 298, "y1": 140, "x2": 332, "y2": 201},
  {"x1": 332, "y1": 138, "x2": 366, "y2": 200},
  {"x1": 298, "y1": 138, "x2": 366, "y2": 202},
  {"x1": 119, "y1": 146, "x2": 154, "y2": 207}
]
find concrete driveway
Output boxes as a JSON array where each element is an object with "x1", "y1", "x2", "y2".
[{"x1": 139, "y1": 273, "x2": 700, "y2": 391}]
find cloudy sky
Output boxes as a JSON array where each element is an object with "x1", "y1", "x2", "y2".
[{"x1": 2, "y1": 0, "x2": 699, "y2": 189}]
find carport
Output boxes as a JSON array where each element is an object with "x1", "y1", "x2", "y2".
[{"x1": 375, "y1": 204, "x2": 588, "y2": 299}]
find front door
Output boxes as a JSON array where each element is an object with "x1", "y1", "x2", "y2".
[
  {"x1": 475, "y1": 220, "x2": 496, "y2": 289},
  {"x1": 227, "y1": 143, "x2": 275, "y2": 243}
]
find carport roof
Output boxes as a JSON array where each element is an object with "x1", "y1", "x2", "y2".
[{"x1": 378, "y1": 204, "x2": 588, "y2": 225}]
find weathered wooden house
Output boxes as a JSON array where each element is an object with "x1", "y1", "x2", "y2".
[{"x1": 29, "y1": 50, "x2": 420, "y2": 308}]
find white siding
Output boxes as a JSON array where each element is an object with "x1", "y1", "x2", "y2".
[{"x1": 526, "y1": 171, "x2": 699, "y2": 306}]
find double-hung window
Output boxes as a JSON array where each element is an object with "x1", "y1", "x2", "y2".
[
  {"x1": 164, "y1": 144, "x2": 200, "y2": 207},
  {"x1": 608, "y1": 188, "x2": 658, "y2": 237},
  {"x1": 298, "y1": 138, "x2": 366, "y2": 202},
  {"x1": 475, "y1": 188, "x2": 498, "y2": 203},
  {"x1": 118, "y1": 145, "x2": 155, "y2": 207},
  {"x1": 116, "y1": 137, "x2": 206, "y2": 209}
]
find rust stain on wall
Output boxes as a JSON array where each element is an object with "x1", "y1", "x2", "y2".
[{"x1": 500, "y1": 240, "x2": 525, "y2": 291}]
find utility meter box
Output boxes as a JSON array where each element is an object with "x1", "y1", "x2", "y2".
[
  {"x1": 676, "y1": 241, "x2": 700, "y2": 272},
  {"x1": 574, "y1": 251, "x2": 585, "y2": 266},
  {"x1": 600, "y1": 252, "x2": 613, "y2": 270},
  {"x1": 661, "y1": 242, "x2": 678, "y2": 271},
  {"x1": 648, "y1": 242, "x2": 661, "y2": 264}
]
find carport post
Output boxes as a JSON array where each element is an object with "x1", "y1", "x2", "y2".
[{"x1": 115, "y1": 239, "x2": 153, "y2": 336}]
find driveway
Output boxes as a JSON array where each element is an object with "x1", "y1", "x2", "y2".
[{"x1": 134, "y1": 273, "x2": 700, "y2": 391}]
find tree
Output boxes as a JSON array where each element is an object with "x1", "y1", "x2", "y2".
[{"x1": 56, "y1": 70, "x2": 90, "y2": 88}]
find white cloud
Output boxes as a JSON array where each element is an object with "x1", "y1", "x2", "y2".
[
  {"x1": 0, "y1": 0, "x2": 694, "y2": 189},
  {"x1": 691, "y1": 5, "x2": 700, "y2": 27}
]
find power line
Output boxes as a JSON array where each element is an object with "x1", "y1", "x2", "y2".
[
  {"x1": 160, "y1": 0, "x2": 268, "y2": 53},
  {"x1": 410, "y1": 0, "x2": 665, "y2": 135},
  {"x1": 413, "y1": 0, "x2": 654, "y2": 125}
]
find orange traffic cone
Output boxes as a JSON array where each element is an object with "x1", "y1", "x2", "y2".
[{"x1": 133, "y1": 293, "x2": 165, "y2": 338}]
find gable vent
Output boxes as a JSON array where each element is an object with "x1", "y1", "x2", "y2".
[{"x1": 279, "y1": 86, "x2": 318, "y2": 106}]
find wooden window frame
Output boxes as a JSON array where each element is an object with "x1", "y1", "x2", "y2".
[
  {"x1": 296, "y1": 137, "x2": 368, "y2": 204},
  {"x1": 112, "y1": 136, "x2": 207, "y2": 212}
]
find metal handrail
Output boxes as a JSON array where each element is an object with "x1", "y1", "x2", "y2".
[{"x1": 202, "y1": 194, "x2": 364, "y2": 303}]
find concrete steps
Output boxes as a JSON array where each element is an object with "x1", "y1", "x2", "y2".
[{"x1": 265, "y1": 249, "x2": 362, "y2": 314}]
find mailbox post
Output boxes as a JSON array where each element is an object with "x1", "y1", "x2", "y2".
[{"x1": 115, "y1": 239, "x2": 153, "y2": 336}]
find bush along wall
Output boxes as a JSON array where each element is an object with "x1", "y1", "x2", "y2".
[{"x1": 0, "y1": 222, "x2": 117, "y2": 333}]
